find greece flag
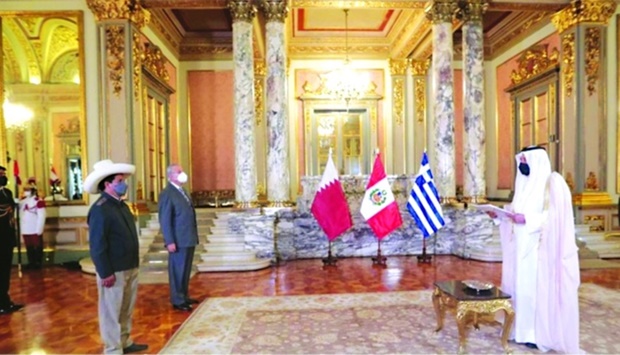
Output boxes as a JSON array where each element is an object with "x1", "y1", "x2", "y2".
[{"x1": 407, "y1": 152, "x2": 445, "y2": 238}]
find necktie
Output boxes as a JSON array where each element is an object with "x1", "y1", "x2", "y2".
[{"x1": 178, "y1": 188, "x2": 192, "y2": 205}]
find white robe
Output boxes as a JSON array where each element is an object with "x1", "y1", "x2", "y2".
[
  {"x1": 535, "y1": 172, "x2": 582, "y2": 354},
  {"x1": 500, "y1": 148, "x2": 551, "y2": 344}
]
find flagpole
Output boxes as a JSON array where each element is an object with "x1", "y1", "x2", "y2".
[
  {"x1": 14, "y1": 175, "x2": 22, "y2": 278},
  {"x1": 322, "y1": 240, "x2": 338, "y2": 266},
  {"x1": 417, "y1": 236, "x2": 432, "y2": 263},
  {"x1": 372, "y1": 238, "x2": 387, "y2": 266}
]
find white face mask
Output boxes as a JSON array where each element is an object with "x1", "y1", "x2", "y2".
[
  {"x1": 177, "y1": 172, "x2": 188, "y2": 184},
  {"x1": 24, "y1": 191, "x2": 31, "y2": 197}
]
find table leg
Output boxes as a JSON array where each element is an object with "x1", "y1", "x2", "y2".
[
  {"x1": 455, "y1": 309, "x2": 469, "y2": 355},
  {"x1": 432, "y1": 287, "x2": 444, "y2": 332},
  {"x1": 500, "y1": 308, "x2": 515, "y2": 354}
]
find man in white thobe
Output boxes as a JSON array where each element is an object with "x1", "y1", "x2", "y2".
[{"x1": 497, "y1": 146, "x2": 581, "y2": 353}]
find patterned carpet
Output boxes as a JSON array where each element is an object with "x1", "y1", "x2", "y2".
[{"x1": 160, "y1": 283, "x2": 620, "y2": 354}]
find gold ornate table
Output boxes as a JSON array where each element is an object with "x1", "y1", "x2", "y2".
[{"x1": 432, "y1": 280, "x2": 515, "y2": 354}]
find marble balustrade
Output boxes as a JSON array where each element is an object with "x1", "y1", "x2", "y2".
[{"x1": 225, "y1": 175, "x2": 494, "y2": 260}]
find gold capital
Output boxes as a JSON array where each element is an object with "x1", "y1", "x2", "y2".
[
  {"x1": 425, "y1": 0, "x2": 459, "y2": 24},
  {"x1": 551, "y1": 0, "x2": 616, "y2": 34},
  {"x1": 410, "y1": 59, "x2": 430, "y2": 76},
  {"x1": 458, "y1": 0, "x2": 488, "y2": 23},
  {"x1": 228, "y1": 0, "x2": 257, "y2": 23},
  {"x1": 389, "y1": 58, "x2": 408, "y2": 76},
  {"x1": 260, "y1": 0, "x2": 289, "y2": 22},
  {"x1": 86, "y1": 0, "x2": 150, "y2": 27}
]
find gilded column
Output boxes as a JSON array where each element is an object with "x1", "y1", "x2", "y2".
[
  {"x1": 389, "y1": 59, "x2": 408, "y2": 174},
  {"x1": 426, "y1": 0, "x2": 458, "y2": 203},
  {"x1": 260, "y1": 0, "x2": 291, "y2": 207},
  {"x1": 461, "y1": 0, "x2": 487, "y2": 203},
  {"x1": 87, "y1": 0, "x2": 149, "y2": 204},
  {"x1": 229, "y1": 1, "x2": 258, "y2": 208},
  {"x1": 551, "y1": 0, "x2": 615, "y2": 205},
  {"x1": 410, "y1": 60, "x2": 430, "y2": 171}
]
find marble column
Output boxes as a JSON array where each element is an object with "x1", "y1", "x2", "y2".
[
  {"x1": 551, "y1": 0, "x2": 615, "y2": 206},
  {"x1": 87, "y1": 0, "x2": 150, "y2": 205},
  {"x1": 461, "y1": 0, "x2": 487, "y2": 203},
  {"x1": 389, "y1": 58, "x2": 408, "y2": 174},
  {"x1": 229, "y1": 1, "x2": 258, "y2": 208},
  {"x1": 260, "y1": 0, "x2": 291, "y2": 207},
  {"x1": 426, "y1": 0, "x2": 458, "y2": 204}
]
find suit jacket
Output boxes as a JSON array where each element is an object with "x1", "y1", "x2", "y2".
[
  {"x1": 0, "y1": 188, "x2": 16, "y2": 249},
  {"x1": 87, "y1": 192, "x2": 140, "y2": 278},
  {"x1": 158, "y1": 183, "x2": 199, "y2": 248}
]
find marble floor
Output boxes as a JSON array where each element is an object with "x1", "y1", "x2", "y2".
[{"x1": 1, "y1": 256, "x2": 619, "y2": 354}]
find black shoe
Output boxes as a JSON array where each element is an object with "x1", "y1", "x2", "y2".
[
  {"x1": 524, "y1": 343, "x2": 538, "y2": 349},
  {"x1": 186, "y1": 298, "x2": 199, "y2": 304},
  {"x1": 9, "y1": 303, "x2": 24, "y2": 311},
  {"x1": 173, "y1": 303, "x2": 192, "y2": 312},
  {"x1": 0, "y1": 303, "x2": 23, "y2": 315},
  {"x1": 123, "y1": 343, "x2": 148, "y2": 354}
]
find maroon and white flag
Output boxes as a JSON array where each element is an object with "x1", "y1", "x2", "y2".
[
  {"x1": 360, "y1": 152, "x2": 402, "y2": 239},
  {"x1": 311, "y1": 152, "x2": 352, "y2": 241}
]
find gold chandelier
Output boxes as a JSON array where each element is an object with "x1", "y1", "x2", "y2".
[
  {"x1": 3, "y1": 95, "x2": 34, "y2": 131},
  {"x1": 322, "y1": 9, "x2": 369, "y2": 104}
]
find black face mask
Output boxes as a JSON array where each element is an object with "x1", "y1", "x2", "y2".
[
  {"x1": 0, "y1": 176, "x2": 7, "y2": 186},
  {"x1": 518, "y1": 163, "x2": 530, "y2": 176}
]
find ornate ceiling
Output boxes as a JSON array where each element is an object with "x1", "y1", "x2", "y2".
[
  {"x1": 2, "y1": 15, "x2": 80, "y2": 85},
  {"x1": 143, "y1": 0, "x2": 569, "y2": 61}
]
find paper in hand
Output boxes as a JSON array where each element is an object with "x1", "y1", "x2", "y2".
[{"x1": 470, "y1": 204, "x2": 515, "y2": 219}]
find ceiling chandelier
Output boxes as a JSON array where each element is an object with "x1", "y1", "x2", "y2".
[
  {"x1": 322, "y1": 9, "x2": 369, "y2": 105},
  {"x1": 3, "y1": 95, "x2": 34, "y2": 131}
]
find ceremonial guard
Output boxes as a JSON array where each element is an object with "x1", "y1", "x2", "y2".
[{"x1": 19, "y1": 178, "x2": 47, "y2": 269}]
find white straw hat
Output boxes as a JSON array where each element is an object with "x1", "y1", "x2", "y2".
[{"x1": 83, "y1": 159, "x2": 135, "y2": 194}]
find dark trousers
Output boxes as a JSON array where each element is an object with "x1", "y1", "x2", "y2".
[
  {"x1": 0, "y1": 245, "x2": 14, "y2": 308},
  {"x1": 168, "y1": 246, "x2": 195, "y2": 306}
]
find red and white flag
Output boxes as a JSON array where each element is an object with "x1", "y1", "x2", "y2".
[
  {"x1": 360, "y1": 153, "x2": 402, "y2": 239},
  {"x1": 50, "y1": 166, "x2": 60, "y2": 185},
  {"x1": 311, "y1": 152, "x2": 352, "y2": 241},
  {"x1": 13, "y1": 160, "x2": 21, "y2": 185}
]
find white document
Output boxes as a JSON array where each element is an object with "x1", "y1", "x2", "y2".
[{"x1": 470, "y1": 203, "x2": 515, "y2": 219}]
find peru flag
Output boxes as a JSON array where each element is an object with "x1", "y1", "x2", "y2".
[
  {"x1": 360, "y1": 153, "x2": 402, "y2": 239},
  {"x1": 311, "y1": 153, "x2": 352, "y2": 241},
  {"x1": 14, "y1": 160, "x2": 21, "y2": 185},
  {"x1": 50, "y1": 166, "x2": 60, "y2": 185}
]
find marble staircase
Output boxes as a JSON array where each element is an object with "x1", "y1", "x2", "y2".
[
  {"x1": 197, "y1": 211, "x2": 271, "y2": 272},
  {"x1": 461, "y1": 223, "x2": 620, "y2": 263},
  {"x1": 576, "y1": 225, "x2": 620, "y2": 259}
]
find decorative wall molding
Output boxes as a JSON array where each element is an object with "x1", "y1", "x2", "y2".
[
  {"x1": 585, "y1": 27, "x2": 601, "y2": 96},
  {"x1": 105, "y1": 25, "x2": 126, "y2": 97},
  {"x1": 509, "y1": 44, "x2": 559, "y2": 86}
]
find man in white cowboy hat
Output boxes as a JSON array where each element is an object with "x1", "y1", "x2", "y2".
[{"x1": 84, "y1": 160, "x2": 148, "y2": 354}]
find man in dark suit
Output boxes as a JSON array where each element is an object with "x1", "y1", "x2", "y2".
[
  {"x1": 0, "y1": 165, "x2": 24, "y2": 315},
  {"x1": 159, "y1": 164, "x2": 199, "y2": 311}
]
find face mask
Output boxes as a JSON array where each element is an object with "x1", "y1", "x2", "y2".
[
  {"x1": 177, "y1": 172, "x2": 188, "y2": 184},
  {"x1": 113, "y1": 181, "x2": 128, "y2": 196},
  {"x1": 518, "y1": 163, "x2": 530, "y2": 176},
  {"x1": 24, "y1": 191, "x2": 31, "y2": 197},
  {"x1": 0, "y1": 176, "x2": 7, "y2": 186}
]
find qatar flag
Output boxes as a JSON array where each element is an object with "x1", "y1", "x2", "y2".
[
  {"x1": 311, "y1": 153, "x2": 352, "y2": 241},
  {"x1": 360, "y1": 153, "x2": 402, "y2": 239}
]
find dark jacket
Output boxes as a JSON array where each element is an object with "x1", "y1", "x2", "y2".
[
  {"x1": 0, "y1": 188, "x2": 16, "y2": 249},
  {"x1": 158, "y1": 183, "x2": 199, "y2": 248},
  {"x1": 88, "y1": 192, "x2": 140, "y2": 278}
]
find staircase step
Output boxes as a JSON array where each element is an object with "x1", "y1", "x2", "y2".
[
  {"x1": 204, "y1": 244, "x2": 246, "y2": 253},
  {"x1": 197, "y1": 258, "x2": 271, "y2": 272},
  {"x1": 206, "y1": 234, "x2": 245, "y2": 244},
  {"x1": 201, "y1": 251, "x2": 257, "y2": 262}
]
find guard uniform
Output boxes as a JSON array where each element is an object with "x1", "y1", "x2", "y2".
[{"x1": 19, "y1": 194, "x2": 46, "y2": 269}]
